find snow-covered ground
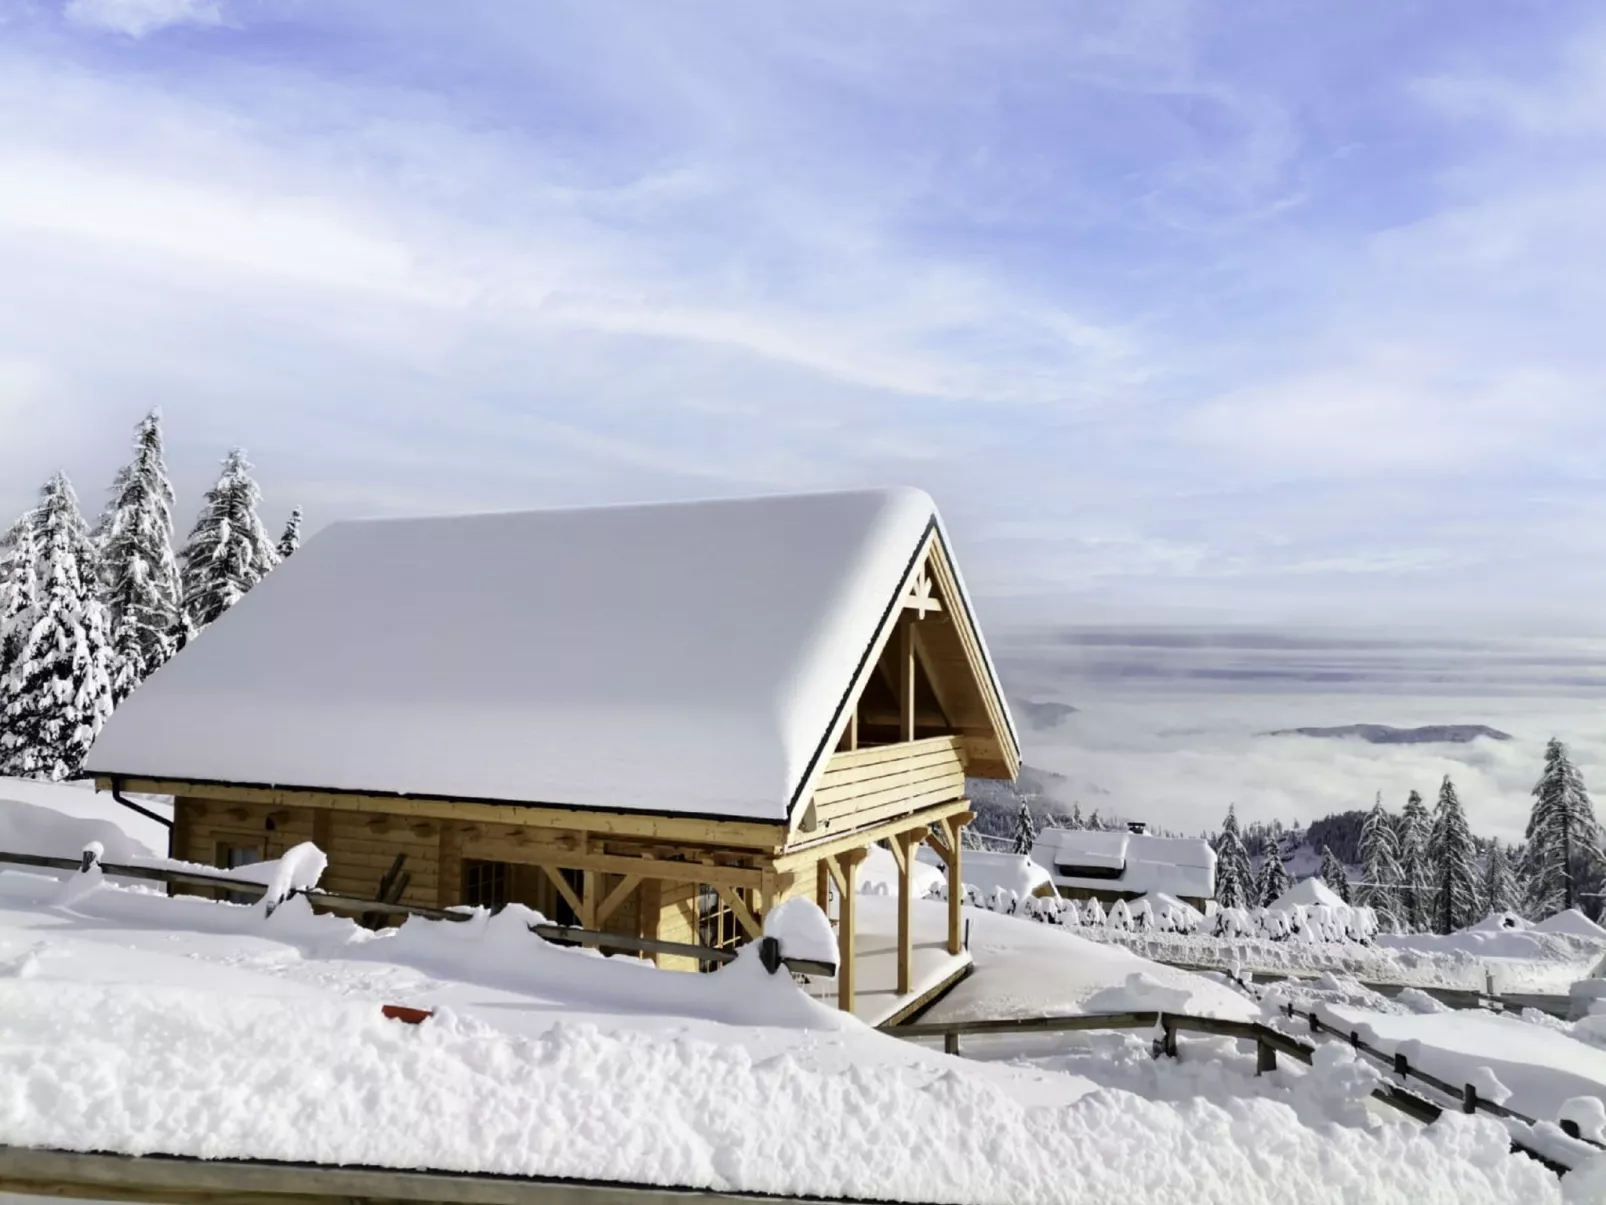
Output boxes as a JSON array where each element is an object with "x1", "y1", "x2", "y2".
[
  {"x1": 1, "y1": 859, "x2": 1589, "y2": 1202},
  {"x1": 0, "y1": 777, "x2": 167, "y2": 861}
]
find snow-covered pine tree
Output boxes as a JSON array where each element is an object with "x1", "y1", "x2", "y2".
[
  {"x1": 0, "y1": 511, "x2": 40, "y2": 687},
  {"x1": 276, "y1": 506, "x2": 303, "y2": 560},
  {"x1": 179, "y1": 449, "x2": 280, "y2": 632},
  {"x1": 1483, "y1": 838, "x2": 1521, "y2": 917},
  {"x1": 1256, "y1": 846, "x2": 1292, "y2": 907},
  {"x1": 1012, "y1": 799, "x2": 1039, "y2": 854},
  {"x1": 1319, "y1": 844, "x2": 1352, "y2": 904},
  {"x1": 1215, "y1": 805, "x2": 1255, "y2": 908},
  {"x1": 97, "y1": 410, "x2": 183, "y2": 700},
  {"x1": 1398, "y1": 789, "x2": 1432, "y2": 932},
  {"x1": 1524, "y1": 737, "x2": 1602, "y2": 918},
  {"x1": 1068, "y1": 801, "x2": 1085, "y2": 829},
  {"x1": 0, "y1": 474, "x2": 114, "y2": 780},
  {"x1": 1427, "y1": 776, "x2": 1478, "y2": 933},
  {"x1": 1357, "y1": 793, "x2": 1403, "y2": 930}
]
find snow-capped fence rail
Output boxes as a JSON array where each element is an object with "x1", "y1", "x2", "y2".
[
  {"x1": 889, "y1": 1009, "x2": 1589, "y2": 1175},
  {"x1": 0, "y1": 846, "x2": 839, "y2": 978}
]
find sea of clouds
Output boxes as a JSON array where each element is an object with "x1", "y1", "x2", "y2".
[{"x1": 993, "y1": 626, "x2": 1606, "y2": 842}]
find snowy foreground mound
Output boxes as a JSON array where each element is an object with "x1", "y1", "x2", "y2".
[{"x1": 0, "y1": 868, "x2": 1592, "y2": 1204}]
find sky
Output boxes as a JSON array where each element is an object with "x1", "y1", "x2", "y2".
[{"x1": 2, "y1": 0, "x2": 1605, "y2": 631}]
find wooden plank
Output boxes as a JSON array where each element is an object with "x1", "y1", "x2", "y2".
[
  {"x1": 460, "y1": 840, "x2": 766, "y2": 890},
  {"x1": 775, "y1": 798, "x2": 972, "y2": 870},
  {"x1": 595, "y1": 875, "x2": 640, "y2": 926},
  {"x1": 922, "y1": 826, "x2": 952, "y2": 865},
  {"x1": 815, "y1": 779, "x2": 968, "y2": 835},
  {"x1": 820, "y1": 734, "x2": 959, "y2": 774},
  {"x1": 811, "y1": 745, "x2": 963, "y2": 799},
  {"x1": 539, "y1": 865, "x2": 584, "y2": 919},
  {"x1": 942, "y1": 816, "x2": 962, "y2": 955},
  {"x1": 815, "y1": 858, "x2": 831, "y2": 912},
  {"x1": 897, "y1": 619, "x2": 915, "y2": 743},
  {"x1": 896, "y1": 831, "x2": 914, "y2": 995},
  {"x1": 715, "y1": 884, "x2": 762, "y2": 941},
  {"x1": 815, "y1": 768, "x2": 965, "y2": 821},
  {"x1": 580, "y1": 870, "x2": 598, "y2": 929},
  {"x1": 846, "y1": 708, "x2": 858, "y2": 752},
  {"x1": 838, "y1": 848, "x2": 864, "y2": 1012},
  {"x1": 108, "y1": 779, "x2": 791, "y2": 851}
]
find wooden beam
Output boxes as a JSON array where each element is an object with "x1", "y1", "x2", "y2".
[
  {"x1": 897, "y1": 618, "x2": 915, "y2": 743},
  {"x1": 896, "y1": 831, "x2": 915, "y2": 995},
  {"x1": 816, "y1": 857, "x2": 831, "y2": 913},
  {"x1": 539, "y1": 865, "x2": 584, "y2": 920},
  {"x1": 942, "y1": 817, "x2": 963, "y2": 956},
  {"x1": 460, "y1": 840, "x2": 766, "y2": 891},
  {"x1": 822, "y1": 853, "x2": 847, "y2": 896},
  {"x1": 106, "y1": 778, "x2": 792, "y2": 852},
  {"x1": 715, "y1": 884, "x2": 762, "y2": 941},
  {"x1": 923, "y1": 825, "x2": 953, "y2": 865},
  {"x1": 774, "y1": 798, "x2": 973, "y2": 871},
  {"x1": 595, "y1": 874, "x2": 640, "y2": 925},
  {"x1": 837, "y1": 848, "x2": 866, "y2": 1013},
  {"x1": 818, "y1": 735, "x2": 959, "y2": 773},
  {"x1": 846, "y1": 707, "x2": 858, "y2": 752},
  {"x1": 580, "y1": 870, "x2": 598, "y2": 929}
]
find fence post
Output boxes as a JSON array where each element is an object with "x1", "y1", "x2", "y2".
[
  {"x1": 1160, "y1": 1015, "x2": 1178, "y2": 1059},
  {"x1": 78, "y1": 847, "x2": 100, "y2": 874},
  {"x1": 1256, "y1": 1037, "x2": 1277, "y2": 1075},
  {"x1": 1561, "y1": 1119, "x2": 1582, "y2": 1140},
  {"x1": 1462, "y1": 1083, "x2": 1477, "y2": 1115},
  {"x1": 944, "y1": 1031, "x2": 960, "y2": 1057},
  {"x1": 1393, "y1": 1052, "x2": 1409, "y2": 1079}
]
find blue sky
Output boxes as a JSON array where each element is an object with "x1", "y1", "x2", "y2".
[{"x1": 3, "y1": 0, "x2": 1604, "y2": 630}]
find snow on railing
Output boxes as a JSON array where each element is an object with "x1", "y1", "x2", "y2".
[{"x1": 938, "y1": 880, "x2": 1379, "y2": 945}]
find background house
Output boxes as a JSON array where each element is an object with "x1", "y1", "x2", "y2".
[{"x1": 1030, "y1": 826, "x2": 1215, "y2": 911}]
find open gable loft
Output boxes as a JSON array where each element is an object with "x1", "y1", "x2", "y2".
[{"x1": 86, "y1": 487, "x2": 1018, "y2": 825}]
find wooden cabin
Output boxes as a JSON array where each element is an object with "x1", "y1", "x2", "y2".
[
  {"x1": 84, "y1": 488, "x2": 1020, "y2": 1014},
  {"x1": 1030, "y1": 827, "x2": 1215, "y2": 912}
]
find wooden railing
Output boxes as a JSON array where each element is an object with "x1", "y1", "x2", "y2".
[
  {"x1": 0, "y1": 849, "x2": 837, "y2": 977},
  {"x1": 888, "y1": 1009, "x2": 1596, "y2": 1175},
  {"x1": 810, "y1": 735, "x2": 965, "y2": 829}
]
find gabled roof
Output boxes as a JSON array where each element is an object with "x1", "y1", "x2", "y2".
[
  {"x1": 86, "y1": 487, "x2": 1017, "y2": 823},
  {"x1": 1030, "y1": 828, "x2": 1216, "y2": 899}
]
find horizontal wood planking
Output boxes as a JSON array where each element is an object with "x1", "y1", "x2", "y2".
[
  {"x1": 813, "y1": 740, "x2": 964, "y2": 822},
  {"x1": 821, "y1": 735, "x2": 959, "y2": 774},
  {"x1": 106, "y1": 779, "x2": 790, "y2": 851},
  {"x1": 812, "y1": 743, "x2": 964, "y2": 799}
]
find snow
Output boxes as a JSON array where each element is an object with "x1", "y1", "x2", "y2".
[
  {"x1": 1081, "y1": 971, "x2": 1197, "y2": 1014},
  {"x1": 1473, "y1": 911, "x2": 1531, "y2": 931},
  {"x1": 1031, "y1": 827, "x2": 1215, "y2": 899},
  {"x1": 860, "y1": 842, "x2": 944, "y2": 898},
  {"x1": 0, "y1": 865, "x2": 1592, "y2": 1202},
  {"x1": 762, "y1": 897, "x2": 837, "y2": 970},
  {"x1": 918, "y1": 902, "x2": 1257, "y2": 1023},
  {"x1": 1537, "y1": 909, "x2": 1606, "y2": 940},
  {"x1": 1314, "y1": 1003, "x2": 1606, "y2": 1123},
  {"x1": 87, "y1": 488, "x2": 1015, "y2": 821},
  {"x1": 918, "y1": 845, "x2": 1052, "y2": 900},
  {"x1": 1266, "y1": 875, "x2": 1347, "y2": 911},
  {"x1": 0, "y1": 777, "x2": 166, "y2": 860},
  {"x1": 1559, "y1": 1097, "x2": 1606, "y2": 1143}
]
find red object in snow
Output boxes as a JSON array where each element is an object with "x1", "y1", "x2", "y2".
[{"x1": 381, "y1": 1004, "x2": 434, "y2": 1025}]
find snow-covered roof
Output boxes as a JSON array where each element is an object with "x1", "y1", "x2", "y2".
[
  {"x1": 916, "y1": 846, "x2": 1055, "y2": 900},
  {"x1": 1029, "y1": 828, "x2": 1215, "y2": 899},
  {"x1": 86, "y1": 488, "x2": 1016, "y2": 823},
  {"x1": 1264, "y1": 876, "x2": 1347, "y2": 912}
]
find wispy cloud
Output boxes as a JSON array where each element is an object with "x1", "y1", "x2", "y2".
[{"x1": 64, "y1": 0, "x2": 220, "y2": 39}]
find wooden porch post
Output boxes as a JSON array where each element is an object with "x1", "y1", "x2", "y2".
[
  {"x1": 946, "y1": 819, "x2": 963, "y2": 956},
  {"x1": 837, "y1": 848, "x2": 866, "y2": 1013},
  {"x1": 816, "y1": 857, "x2": 831, "y2": 914},
  {"x1": 898, "y1": 618, "x2": 915, "y2": 742},
  {"x1": 895, "y1": 830, "x2": 915, "y2": 996}
]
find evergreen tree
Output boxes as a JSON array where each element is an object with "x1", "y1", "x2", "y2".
[
  {"x1": 1427, "y1": 776, "x2": 1479, "y2": 933},
  {"x1": 0, "y1": 511, "x2": 40, "y2": 686},
  {"x1": 1398, "y1": 789, "x2": 1433, "y2": 932},
  {"x1": 0, "y1": 474, "x2": 114, "y2": 780},
  {"x1": 1524, "y1": 737, "x2": 1602, "y2": 918},
  {"x1": 276, "y1": 506, "x2": 303, "y2": 560},
  {"x1": 97, "y1": 410, "x2": 182, "y2": 700},
  {"x1": 1068, "y1": 801, "x2": 1085, "y2": 829},
  {"x1": 1319, "y1": 844, "x2": 1352, "y2": 904},
  {"x1": 1012, "y1": 799, "x2": 1039, "y2": 855},
  {"x1": 1483, "y1": 838, "x2": 1521, "y2": 917},
  {"x1": 179, "y1": 449, "x2": 279, "y2": 631},
  {"x1": 1256, "y1": 846, "x2": 1292, "y2": 907},
  {"x1": 1357, "y1": 793, "x2": 1403, "y2": 930},
  {"x1": 1214, "y1": 805, "x2": 1255, "y2": 909}
]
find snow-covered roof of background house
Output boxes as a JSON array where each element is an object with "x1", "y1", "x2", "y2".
[
  {"x1": 1029, "y1": 828, "x2": 1215, "y2": 899},
  {"x1": 86, "y1": 488, "x2": 1015, "y2": 823},
  {"x1": 1264, "y1": 876, "x2": 1347, "y2": 912}
]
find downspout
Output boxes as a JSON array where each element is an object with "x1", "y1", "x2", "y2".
[{"x1": 110, "y1": 776, "x2": 174, "y2": 857}]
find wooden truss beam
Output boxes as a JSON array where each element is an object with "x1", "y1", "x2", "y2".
[{"x1": 774, "y1": 798, "x2": 972, "y2": 873}]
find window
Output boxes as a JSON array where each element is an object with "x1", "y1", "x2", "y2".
[
  {"x1": 462, "y1": 860, "x2": 510, "y2": 910},
  {"x1": 696, "y1": 885, "x2": 748, "y2": 971},
  {"x1": 216, "y1": 842, "x2": 263, "y2": 904}
]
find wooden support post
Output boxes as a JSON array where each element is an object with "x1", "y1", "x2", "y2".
[
  {"x1": 837, "y1": 848, "x2": 865, "y2": 1013},
  {"x1": 816, "y1": 857, "x2": 831, "y2": 914},
  {"x1": 898, "y1": 619, "x2": 915, "y2": 743},
  {"x1": 944, "y1": 1031, "x2": 960, "y2": 1056},
  {"x1": 596, "y1": 874, "x2": 640, "y2": 925},
  {"x1": 1256, "y1": 1038, "x2": 1277, "y2": 1076},
  {"x1": 715, "y1": 884, "x2": 763, "y2": 941},
  {"x1": 580, "y1": 870, "x2": 598, "y2": 930},
  {"x1": 540, "y1": 865, "x2": 584, "y2": 922},
  {"x1": 846, "y1": 707, "x2": 859, "y2": 752},
  {"x1": 943, "y1": 818, "x2": 962, "y2": 955},
  {"x1": 896, "y1": 831, "x2": 914, "y2": 995},
  {"x1": 1462, "y1": 1083, "x2": 1477, "y2": 1115}
]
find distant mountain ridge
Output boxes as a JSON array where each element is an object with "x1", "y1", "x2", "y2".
[{"x1": 1264, "y1": 723, "x2": 1511, "y2": 745}]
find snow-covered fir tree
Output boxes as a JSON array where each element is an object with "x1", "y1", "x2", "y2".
[
  {"x1": 1483, "y1": 838, "x2": 1521, "y2": 917},
  {"x1": 1214, "y1": 805, "x2": 1255, "y2": 909},
  {"x1": 1067, "y1": 801, "x2": 1085, "y2": 829},
  {"x1": 1011, "y1": 799, "x2": 1038, "y2": 854},
  {"x1": 0, "y1": 511, "x2": 40, "y2": 683},
  {"x1": 276, "y1": 506, "x2": 303, "y2": 560},
  {"x1": 1524, "y1": 737, "x2": 1602, "y2": 918},
  {"x1": 1398, "y1": 789, "x2": 1433, "y2": 932},
  {"x1": 1427, "y1": 776, "x2": 1478, "y2": 933},
  {"x1": 179, "y1": 449, "x2": 280, "y2": 631},
  {"x1": 1256, "y1": 846, "x2": 1292, "y2": 907},
  {"x1": 1319, "y1": 844, "x2": 1352, "y2": 904},
  {"x1": 0, "y1": 474, "x2": 114, "y2": 780},
  {"x1": 1357, "y1": 793, "x2": 1403, "y2": 930},
  {"x1": 97, "y1": 410, "x2": 182, "y2": 700}
]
